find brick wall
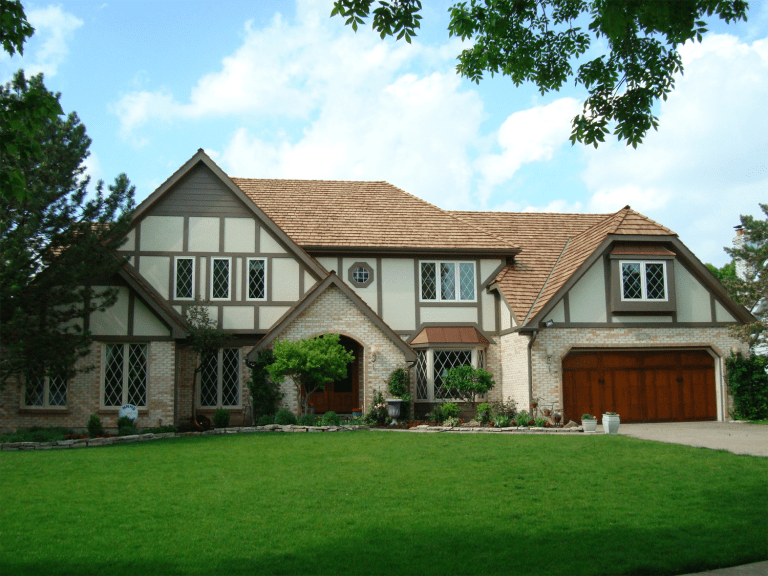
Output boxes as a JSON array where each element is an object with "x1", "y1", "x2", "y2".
[
  {"x1": 500, "y1": 331, "x2": 531, "y2": 411},
  {"x1": 530, "y1": 326, "x2": 748, "y2": 422},
  {"x1": 0, "y1": 341, "x2": 176, "y2": 433}
]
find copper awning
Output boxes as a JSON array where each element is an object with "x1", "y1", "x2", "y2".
[{"x1": 410, "y1": 326, "x2": 489, "y2": 346}]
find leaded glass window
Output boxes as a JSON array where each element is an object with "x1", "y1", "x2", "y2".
[
  {"x1": 415, "y1": 351, "x2": 428, "y2": 400},
  {"x1": 199, "y1": 348, "x2": 241, "y2": 407},
  {"x1": 248, "y1": 259, "x2": 266, "y2": 299},
  {"x1": 211, "y1": 258, "x2": 230, "y2": 299},
  {"x1": 621, "y1": 261, "x2": 667, "y2": 301},
  {"x1": 25, "y1": 375, "x2": 44, "y2": 406},
  {"x1": 24, "y1": 373, "x2": 68, "y2": 407},
  {"x1": 175, "y1": 257, "x2": 194, "y2": 299},
  {"x1": 103, "y1": 344, "x2": 148, "y2": 408},
  {"x1": 420, "y1": 261, "x2": 475, "y2": 302},
  {"x1": 433, "y1": 350, "x2": 472, "y2": 400}
]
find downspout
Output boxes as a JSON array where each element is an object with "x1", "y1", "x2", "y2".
[{"x1": 527, "y1": 329, "x2": 539, "y2": 408}]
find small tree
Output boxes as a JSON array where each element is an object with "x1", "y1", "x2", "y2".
[
  {"x1": 726, "y1": 351, "x2": 768, "y2": 421},
  {"x1": 266, "y1": 334, "x2": 354, "y2": 416},
  {"x1": 246, "y1": 349, "x2": 284, "y2": 423},
  {"x1": 387, "y1": 367, "x2": 412, "y2": 421},
  {"x1": 445, "y1": 365, "x2": 495, "y2": 403},
  {"x1": 184, "y1": 301, "x2": 226, "y2": 426}
]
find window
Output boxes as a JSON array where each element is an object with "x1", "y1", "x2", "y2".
[
  {"x1": 347, "y1": 261, "x2": 374, "y2": 288},
  {"x1": 174, "y1": 257, "x2": 195, "y2": 300},
  {"x1": 621, "y1": 261, "x2": 667, "y2": 301},
  {"x1": 420, "y1": 261, "x2": 475, "y2": 301},
  {"x1": 415, "y1": 348, "x2": 485, "y2": 401},
  {"x1": 247, "y1": 258, "x2": 266, "y2": 300},
  {"x1": 24, "y1": 374, "x2": 67, "y2": 407},
  {"x1": 211, "y1": 257, "x2": 231, "y2": 300},
  {"x1": 353, "y1": 267, "x2": 368, "y2": 284},
  {"x1": 200, "y1": 348, "x2": 240, "y2": 407},
  {"x1": 103, "y1": 344, "x2": 148, "y2": 407}
]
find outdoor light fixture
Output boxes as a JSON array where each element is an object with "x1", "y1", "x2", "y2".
[
  {"x1": 545, "y1": 319, "x2": 554, "y2": 327},
  {"x1": 546, "y1": 346, "x2": 554, "y2": 363},
  {"x1": 371, "y1": 345, "x2": 379, "y2": 363}
]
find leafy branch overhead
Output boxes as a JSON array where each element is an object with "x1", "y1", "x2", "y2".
[{"x1": 331, "y1": 0, "x2": 748, "y2": 147}]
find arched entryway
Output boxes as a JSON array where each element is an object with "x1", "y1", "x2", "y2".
[{"x1": 310, "y1": 335, "x2": 362, "y2": 414}]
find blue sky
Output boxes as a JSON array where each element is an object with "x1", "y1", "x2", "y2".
[{"x1": 3, "y1": 0, "x2": 768, "y2": 265}]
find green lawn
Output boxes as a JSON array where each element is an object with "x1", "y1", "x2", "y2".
[{"x1": 2, "y1": 432, "x2": 766, "y2": 576}]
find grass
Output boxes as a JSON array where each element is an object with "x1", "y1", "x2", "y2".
[{"x1": 1, "y1": 432, "x2": 766, "y2": 576}]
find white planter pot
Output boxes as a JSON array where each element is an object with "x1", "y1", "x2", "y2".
[
  {"x1": 386, "y1": 399, "x2": 403, "y2": 423},
  {"x1": 602, "y1": 414, "x2": 621, "y2": 434},
  {"x1": 582, "y1": 419, "x2": 598, "y2": 433}
]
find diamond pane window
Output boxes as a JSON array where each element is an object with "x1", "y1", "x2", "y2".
[
  {"x1": 175, "y1": 258, "x2": 194, "y2": 299},
  {"x1": 221, "y1": 349, "x2": 240, "y2": 407},
  {"x1": 459, "y1": 263, "x2": 475, "y2": 300},
  {"x1": 127, "y1": 345, "x2": 148, "y2": 406},
  {"x1": 104, "y1": 344, "x2": 124, "y2": 407},
  {"x1": 212, "y1": 258, "x2": 230, "y2": 299},
  {"x1": 48, "y1": 375, "x2": 67, "y2": 406},
  {"x1": 622, "y1": 263, "x2": 642, "y2": 299},
  {"x1": 25, "y1": 376, "x2": 44, "y2": 406},
  {"x1": 248, "y1": 259, "x2": 266, "y2": 299},
  {"x1": 421, "y1": 262, "x2": 437, "y2": 300},
  {"x1": 433, "y1": 350, "x2": 471, "y2": 400},
  {"x1": 440, "y1": 264, "x2": 456, "y2": 300},
  {"x1": 645, "y1": 263, "x2": 666, "y2": 299},
  {"x1": 200, "y1": 354, "x2": 218, "y2": 407},
  {"x1": 415, "y1": 351, "x2": 428, "y2": 400}
]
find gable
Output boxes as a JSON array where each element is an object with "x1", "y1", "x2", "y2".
[{"x1": 89, "y1": 278, "x2": 172, "y2": 338}]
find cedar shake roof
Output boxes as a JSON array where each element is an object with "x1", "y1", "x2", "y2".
[
  {"x1": 453, "y1": 208, "x2": 676, "y2": 324},
  {"x1": 410, "y1": 326, "x2": 489, "y2": 346},
  {"x1": 231, "y1": 178, "x2": 518, "y2": 252}
]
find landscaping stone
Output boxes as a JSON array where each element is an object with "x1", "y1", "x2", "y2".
[
  {"x1": 563, "y1": 420, "x2": 579, "y2": 428},
  {"x1": 139, "y1": 434, "x2": 156, "y2": 441}
]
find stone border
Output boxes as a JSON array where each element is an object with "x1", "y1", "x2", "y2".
[{"x1": 0, "y1": 424, "x2": 587, "y2": 451}]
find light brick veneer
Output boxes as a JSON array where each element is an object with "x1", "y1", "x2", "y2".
[
  {"x1": 530, "y1": 326, "x2": 748, "y2": 422},
  {"x1": 269, "y1": 285, "x2": 410, "y2": 416},
  {"x1": 500, "y1": 331, "x2": 531, "y2": 410},
  {"x1": 0, "y1": 341, "x2": 176, "y2": 433}
]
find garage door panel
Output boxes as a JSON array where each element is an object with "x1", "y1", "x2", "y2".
[{"x1": 563, "y1": 350, "x2": 716, "y2": 423}]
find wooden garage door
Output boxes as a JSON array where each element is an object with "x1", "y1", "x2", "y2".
[{"x1": 562, "y1": 350, "x2": 716, "y2": 423}]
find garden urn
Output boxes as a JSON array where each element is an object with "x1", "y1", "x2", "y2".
[
  {"x1": 582, "y1": 418, "x2": 597, "y2": 433},
  {"x1": 386, "y1": 399, "x2": 403, "y2": 424},
  {"x1": 602, "y1": 413, "x2": 620, "y2": 434}
]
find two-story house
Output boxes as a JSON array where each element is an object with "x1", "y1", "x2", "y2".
[{"x1": 1, "y1": 150, "x2": 754, "y2": 431}]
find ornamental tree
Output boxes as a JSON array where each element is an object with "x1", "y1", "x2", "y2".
[
  {"x1": 444, "y1": 365, "x2": 495, "y2": 403},
  {"x1": 266, "y1": 334, "x2": 354, "y2": 416},
  {"x1": 184, "y1": 300, "x2": 226, "y2": 426},
  {"x1": 331, "y1": 0, "x2": 749, "y2": 147},
  {"x1": 0, "y1": 71, "x2": 134, "y2": 386}
]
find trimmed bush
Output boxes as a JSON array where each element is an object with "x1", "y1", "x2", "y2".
[
  {"x1": 476, "y1": 402, "x2": 492, "y2": 423},
  {"x1": 257, "y1": 414, "x2": 274, "y2": 426},
  {"x1": 275, "y1": 408, "x2": 297, "y2": 426},
  {"x1": 87, "y1": 414, "x2": 105, "y2": 438},
  {"x1": 117, "y1": 415, "x2": 138, "y2": 436},
  {"x1": 297, "y1": 414, "x2": 319, "y2": 426},
  {"x1": 441, "y1": 403, "x2": 459, "y2": 419},
  {"x1": 726, "y1": 351, "x2": 768, "y2": 420},
  {"x1": 321, "y1": 411, "x2": 341, "y2": 426},
  {"x1": 213, "y1": 409, "x2": 231, "y2": 428}
]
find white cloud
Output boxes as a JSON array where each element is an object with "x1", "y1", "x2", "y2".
[
  {"x1": 24, "y1": 5, "x2": 83, "y2": 77},
  {"x1": 581, "y1": 33, "x2": 768, "y2": 265}
]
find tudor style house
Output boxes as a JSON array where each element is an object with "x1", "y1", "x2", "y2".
[{"x1": 0, "y1": 150, "x2": 754, "y2": 431}]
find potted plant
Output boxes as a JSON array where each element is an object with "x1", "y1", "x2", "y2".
[
  {"x1": 602, "y1": 411, "x2": 620, "y2": 434},
  {"x1": 581, "y1": 414, "x2": 597, "y2": 433},
  {"x1": 387, "y1": 368, "x2": 410, "y2": 425}
]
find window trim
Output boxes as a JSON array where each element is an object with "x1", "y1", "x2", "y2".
[
  {"x1": 347, "y1": 261, "x2": 374, "y2": 288},
  {"x1": 210, "y1": 257, "x2": 232, "y2": 301},
  {"x1": 419, "y1": 260, "x2": 477, "y2": 303},
  {"x1": 174, "y1": 256, "x2": 196, "y2": 301},
  {"x1": 245, "y1": 257, "x2": 268, "y2": 301},
  {"x1": 198, "y1": 348, "x2": 242, "y2": 409},
  {"x1": 22, "y1": 374, "x2": 68, "y2": 410},
  {"x1": 620, "y1": 260, "x2": 669, "y2": 302},
  {"x1": 100, "y1": 343, "x2": 149, "y2": 410},
  {"x1": 609, "y1": 255, "x2": 676, "y2": 314}
]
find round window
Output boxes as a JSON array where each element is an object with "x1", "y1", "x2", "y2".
[{"x1": 352, "y1": 267, "x2": 369, "y2": 284}]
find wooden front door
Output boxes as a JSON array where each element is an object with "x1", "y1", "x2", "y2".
[
  {"x1": 562, "y1": 350, "x2": 716, "y2": 423},
  {"x1": 310, "y1": 337, "x2": 360, "y2": 414}
]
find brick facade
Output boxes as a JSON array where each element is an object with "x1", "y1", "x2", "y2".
[{"x1": 500, "y1": 331, "x2": 531, "y2": 411}]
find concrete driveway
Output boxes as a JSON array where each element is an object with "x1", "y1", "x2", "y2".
[{"x1": 609, "y1": 421, "x2": 768, "y2": 457}]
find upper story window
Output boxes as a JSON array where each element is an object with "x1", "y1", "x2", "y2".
[
  {"x1": 174, "y1": 257, "x2": 195, "y2": 300},
  {"x1": 25, "y1": 374, "x2": 67, "y2": 407},
  {"x1": 103, "y1": 343, "x2": 148, "y2": 408},
  {"x1": 247, "y1": 258, "x2": 267, "y2": 300},
  {"x1": 621, "y1": 261, "x2": 667, "y2": 301},
  {"x1": 420, "y1": 261, "x2": 475, "y2": 302},
  {"x1": 200, "y1": 348, "x2": 240, "y2": 408},
  {"x1": 211, "y1": 257, "x2": 231, "y2": 300},
  {"x1": 348, "y1": 262, "x2": 374, "y2": 288}
]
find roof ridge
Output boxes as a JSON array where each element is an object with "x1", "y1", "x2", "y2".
[
  {"x1": 450, "y1": 210, "x2": 612, "y2": 217},
  {"x1": 232, "y1": 177, "x2": 388, "y2": 184}
]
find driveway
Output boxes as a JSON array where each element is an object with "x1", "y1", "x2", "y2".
[{"x1": 609, "y1": 421, "x2": 768, "y2": 457}]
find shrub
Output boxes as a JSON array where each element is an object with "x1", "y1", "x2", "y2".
[
  {"x1": 141, "y1": 425, "x2": 177, "y2": 434},
  {"x1": 476, "y1": 402, "x2": 492, "y2": 423},
  {"x1": 534, "y1": 416, "x2": 547, "y2": 427},
  {"x1": 362, "y1": 390, "x2": 389, "y2": 425},
  {"x1": 444, "y1": 416, "x2": 460, "y2": 427},
  {"x1": 213, "y1": 409, "x2": 231, "y2": 428},
  {"x1": 297, "y1": 414, "x2": 318, "y2": 426},
  {"x1": 247, "y1": 349, "x2": 285, "y2": 422},
  {"x1": 441, "y1": 402, "x2": 459, "y2": 419},
  {"x1": 388, "y1": 368, "x2": 409, "y2": 398},
  {"x1": 0, "y1": 426, "x2": 73, "y2": 444},
  {"x1": 490, "y1": 397, "x2": 517, "y2": 419},
  {"x1": 257, "y1": 414, "x2": 274, "y2": 426},
  {"x1": 87, "y1": 414, "x2": 104, "y2": 438},
  {"x1": 275, "y1": 408, "x2": 297, "y2": 426},
  {"x1": 515, "y1": 410, "x2": 531, "y2": 427},
  {"x1": 726, "y1": 351, "x2": 768, "y2": 420},
  {"x1": 444, "y1": 365, "x2": 496, "y2": 402},
  {"x1": 581, "y1": 414, "x2": 596, "y2": 420},
  {"x1": 495, "y1": 415, "x2": 513, "y2": 427},
  {"x1": 116, "y1": 415, "x2": 138, "y2": 436},
  {"x1": 321, "y1": 411, "x2": 341, "y2": 426}
]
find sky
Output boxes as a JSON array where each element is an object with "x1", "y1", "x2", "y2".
[{"x1": 3, "y1": 0, "x2": 768, "y2": 266}]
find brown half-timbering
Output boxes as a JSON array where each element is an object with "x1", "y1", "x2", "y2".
[{"x1": 562, "y1": 349, "x2": 716, "y2": 423}]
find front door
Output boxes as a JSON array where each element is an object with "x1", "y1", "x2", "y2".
[{"x1": 310, "y1": 336, "x2": 360, "y2": 413}]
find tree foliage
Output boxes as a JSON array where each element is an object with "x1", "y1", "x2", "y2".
[
  {"x1": 706, "y1": 261, "x2": 737, "y2": 284},
  {"x1": 184, "y1": 300, "x2": 227, "y2": 424},
  {"x1": 444, "y1": 364, "x2": 495, "y2": 402},
  {"x1": 246, "y1": 349, "x2": 285, "y2": 421},
  {"x1": 266, "y1": 334, "x2": 354, "y2": 416},
  {"x1": 722, "y1": 204, "x2": 768, "y2": 348},
  {"x1": 331, "y1": 0, "x2": 748, "y2": 147},
  {"x1": 725, "y1": 351, "x2": 768, "y2": 420},
  {"x1": 0, "y1": 71, "x2": 135, "y2": 386}
]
